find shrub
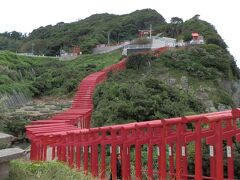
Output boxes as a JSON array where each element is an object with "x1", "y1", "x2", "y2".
[
  {"x1": 126, "y1": 54, "x2": 155, "y2": 70},
  {"x1": 160, "y1": 45, "x2": 238, "y2": 80},
  {"x1": 9, "y1": 159, "x2": 95, "y2": 180},
  {"x1": 92, "y1": 76, "x2": 205, "y2": 126}
]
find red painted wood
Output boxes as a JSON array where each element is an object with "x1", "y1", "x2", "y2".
[
  {"x1": 135, "y1": 144, "x2": 142, "y2": 179},
  {"x1": 195, "y1": 120, "x2": 202, "y2": 179},
  {"x1": 147, "y1": 144, "x2": 153, "y2": 179},
  {"x1": 100, "y1": 145, "x2": 106, "y2": 180},
  {"x1": 25, "y1": 48, "x2": 240, "y2": 179},
  {"x1": 160, "y1": 123, "x2": 167, "y2": 179}
]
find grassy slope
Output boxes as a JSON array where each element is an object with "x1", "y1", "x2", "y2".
[{"x1": 0, "y1": 50, "x2": 122, "y2": 98}]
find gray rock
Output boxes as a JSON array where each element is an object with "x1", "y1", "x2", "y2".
[
  {"x1": 168, "y1": 78, "x2": 177, "y2": 87},
  {"x1": 217, "y1": 103, "x2": 231, "y2": 111},
  {"x1": 180, "y1": 76, "x2": 188, "y2": 92},
  {"x1": 196, "y1": 91, "x2": 209, "y2": 100},
  {"x1": 0, "y1": 133, "x2": 14, "y2": 146},
  {"x1": 195, "y1": 89, "x2": 217, "y2": 112},
  {"x1": 219, "y1": 80, "x2": 232, "y2": 94},
  {"x1": 0, "y1": 148, "x2": 25, "y2": 163},
  {"x1": 203, "y1": 100, "x2": 217, "y2": 112},
  {"x1": 0, "y1": 148, "x2": 25, "y2": 180},
  {"x1": 231, "y1": 81, "x2": 240, "y2": 106}
]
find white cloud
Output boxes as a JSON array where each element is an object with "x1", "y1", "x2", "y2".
[{"x1": 0, "y1": 0, "x2": 239, "y2": 66}]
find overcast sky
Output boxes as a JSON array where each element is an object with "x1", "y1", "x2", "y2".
[{"x1": 0, "y1": 0, "x2": 239, "y2": 66}]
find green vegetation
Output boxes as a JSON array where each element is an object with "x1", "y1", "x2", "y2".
[
  {"x1": 1, "y1": 9, "x2": 240, "y2": 180},
  {"x1": 0, "y1": 9, "x2": 234, "y2": 59},
  {"x1": 0, "y1": 50, "x2": 121, "y2": 98},
  {"x1": 92, "y1": 45, "x2": 239, "y2": 127},
  {"x1": 160, "y1": 15, "x2": 227, "y2": 49},
  {"x1": 93, "y1": 71, "x2": 204, "y2": 127},
  {"x1": 9, "y1": 159, "x2": 94, "y2": 180},
  {"x1": 0, "y1": 50, "x2": 121, "y2": 141},
  {"x1": 0, "y1": 95, "x2": 10, "y2": 131},
  {"x1": 27, "y1": 9, "x2": 165, "y2": 55},
  {"x1": 0, "y1": 31, "x2": 24, "y2": 52},
  {"x1": 1, "y1": 9, "x2": 165, "y2": 55},
  {"x1": 93, "y1": 70, "x2": 204, "y2": 126},
  {"x1": 160, "y1": 45, "x2": 239, "y2": 80}
]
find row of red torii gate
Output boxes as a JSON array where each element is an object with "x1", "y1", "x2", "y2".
[{"x1": 26, "y1": 47, "x2": 240, "y2": 180}]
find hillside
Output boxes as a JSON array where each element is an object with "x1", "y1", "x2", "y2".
[
  {"x1": 0, "y1": 9, "x2": 232, "y2": 58},
  {"x1": 1, "y1": 9, "x2": 165, "y2": 55},
  {"x1": 1, "y1": 8, "x2": 240, "y2": 138},
  {"x1": 22, "y1": 9, "x2": 166, "y2": 55},
  {"x1": 2, "y1": 10, "x2": 240, "y2": 179},
  {"x1": 0, "y1": 50, "x2": 121, "y2": 98},
  {"x1": 160, "y1": 15, "x2": 227, "y2": 49},
  {"x1": 92, "y1": 45, "x2": 240, "y2": 126},
  {"x1": 0, "y1": 9, "x2": 239, "y2": 116},
  {"x1": 0, "y1": 50, "x2": 122, "y2": 139}
]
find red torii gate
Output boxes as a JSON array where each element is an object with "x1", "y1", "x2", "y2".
[
  {"x1": 25, "y1": 47, "x2": 240, "y2": 179},
  {"x1": 26, "y1": 109, "x2": 240, "y2": 179}
]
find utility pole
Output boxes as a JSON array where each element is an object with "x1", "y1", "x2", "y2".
[
  {"x1": 150, "y1": 24, "x2": 152, "y2": 39},
  {"x1": 108, "y1": 32, "x2": 110, "y2": 45}
]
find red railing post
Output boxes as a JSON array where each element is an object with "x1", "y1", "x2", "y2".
[
  {"x1": 30, "y1": 141, "x2": 36, "y2": 160},
  {"x1": 122, "y1": 144, "x2": 129, "y2": 180},
  {"x1": 135, "y1": 143, "x2": 142, "y2": 180},
  {"x1": 135, "y1": 125, "x2": 142, "y2": 180},
  {"x1": 51, "y1": 146, "x2": 55, "y2": 160},
  {"x1": 226, "y1": 118, "x2": 235, "y2": 179},
  {"x1": 83, "y1": 145, "x2": 88, "y2": 174},
  {"x1": 209, "y1": 121, "x2": 216, "y2": 178},
  {"x1": 61, "y1": 145, "x2": 67, "y2": 162},
  {"x1": 126, "y1": 145, "x2": 131, "y2": 179},
  {"x1": 111, "y1": 144, "x2": 117, "y2": 180},
  {"x1": 91, "y1": 144, "x2": 99, "y2": 177},
  {"x1": 169, "y1": 144, "x2": 174, "y2": 177},
  {"x1": 215, "y1": 120, "x2": 224, "y2": 180},
  {"x1": 176, "y1": 123, "x2": 182, "y2": 179},
  {"x1": 209, "y1": 145, "x2": 216, "y2": 178},
  {"x1": 100, "y1": 144, "x2": 106, "y2": 180},
  {"x1": 43, "y1": 144, "x2": 47, "y2": 161},
  {"x1": 147, "y1": 144, "x2": 153, "y2": 179},
  {"x1": 121, "y1": 127, "x2": 130, "y2": 180},
  {"x1": 181, "y1": 125, "x2": 188, "y2": 180},
  {"x1": 56, "y1": 145, "x2": 60, "y2": 160},
  {"x1": 69, "y1": 145, "x2": 75, "y2": 168},
  {"x1": 38, "y1": 143, "x2": 42, "y2": 160},
  {"x1": 160, "y1": 122, "x2": 167, "y2": 180},
  {"x1": 195, "y1": 120, "x2": 202, "y2": 179},
  {"x1": 227, "y1": 138, "x2": 234, "y2": 179},
  {"x1": 76, "y1": 145, "x2": 81, "y2": 170}
]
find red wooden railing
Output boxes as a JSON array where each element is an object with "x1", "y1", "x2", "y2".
[{"x1": 26, "y1": 47, "x2": 239, "y2": 180}]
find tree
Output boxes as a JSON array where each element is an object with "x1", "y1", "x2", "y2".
[
  {"x1": 169, "y1": 17, "x2": 183, "y2": 38},
  {"x1": 10, "y1": 31, "x2": 23, "y2": 40},
  {"x1": 170, "y1": 17, "x2": 183, "y2": 24},
  {"x1": 206, "y1": 37, "x2": 227, "y2": 49}
]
